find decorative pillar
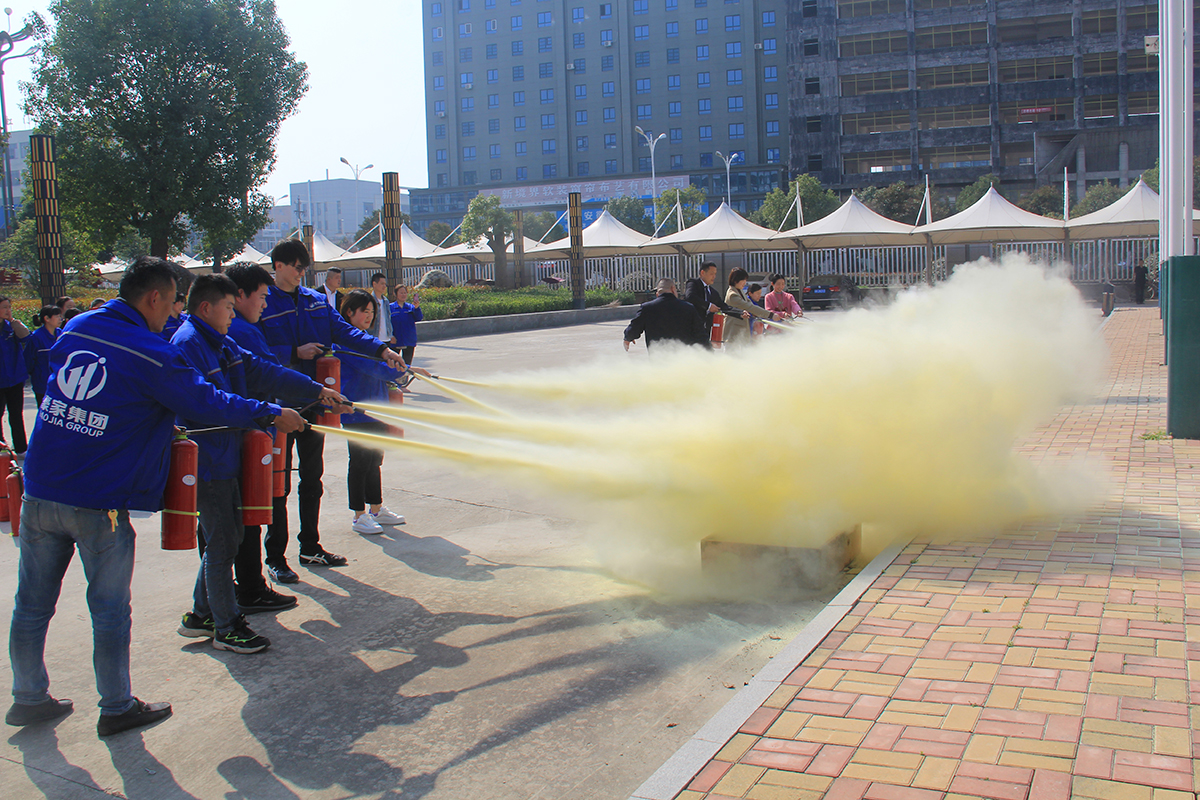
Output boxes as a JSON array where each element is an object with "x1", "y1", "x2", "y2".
[
  {"x1": 302, "y1": 224, "x2": 315, "y2": 288},
  {"x1": 513, "y1": 209, "x2": 525, "y2": 288},
  {"x1": 568, "y1": 192, "x2": 585, "y2": 309},
  {"x1": 382, "y1": 172, "x2": 404, "y2": 288},
  {"x1": 29, "y1": 135, "x2": 66, "y2": 306}
]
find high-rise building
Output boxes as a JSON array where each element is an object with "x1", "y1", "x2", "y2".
[
  {"x1": 414, "y1": 0, "x2": 790, "y2": 233},
  {"x1": 791, "y1": 0, "x2": 1167, "y2": 204}
]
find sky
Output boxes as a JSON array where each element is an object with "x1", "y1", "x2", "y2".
[{"x1": 4, "y1": 0, "x2": 429, "y2": 202}]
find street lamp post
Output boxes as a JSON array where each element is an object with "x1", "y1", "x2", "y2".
[
  {"x1": 340, "y1": 157, "x2": 374, "y2": 244},
  {"x1": 715, "y1": 151, "x2": 742, "y2": 207},
  {"x1": 0, "y1": 21, "x2": 36, "y2": 240},
  {"x1": 634, "y1": 125, "x2": 665, "y2": 235}
]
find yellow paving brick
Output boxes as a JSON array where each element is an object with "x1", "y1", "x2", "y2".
[
  {"x1": 675, "y1": 792, "x2": 705, "y2": 800},
  {"x1": 745, "y1": 784, "x2": 814, "y2": 800},
  {"x1": 1081, "y1": 732, "x2": 1155, "y2": 752},
  {"x1": 931, "y1": 628, "x2": 987, "y2": 643},
  {"x1": 715, "y1": 733, "x2": 759, "y2": 762},
  {"x1": 1150, "y1": 790, "x2": 1194, "y2": 800},
  {"x1": 966, "y1": 663, "x2": 999, "y2": 683},
  {"x1": 763, "y1": 686, "x2": 799, "y2": 709},
  {"x1": 1154, "y1": 678, "x2": 1188, "y2": 702},
  {"x1": 758, "y1": 770, "x2": 833, "y2": 792},
  {"x1": 998, "y1": 751, "x2": 1073, "y2": 772},
  {"x1": 984, "y1": 628, "x2": 1014, "y2": 646},
  {"x1": 835, "y1": 679, "x2": 896, "y2": 697},
  {"x1": 866, "y1": 603, "x2": 901, "y2": 618},
  {"x1": 712, "y1": 764, "x2": 766, "y2": 797},
  {"x1": 801, "y1": 649, "x2": 832, "y2": 668},
  {"x1": 1072, "y1": 777, "x2": 1154, "y2": 800},
  {"x1": 860, "y1": 588, "x2": 886, "y2": 603},
  {"x1": 963, "y1": 734, "x2": 1005, "y2": 764},
  {"x1": 1002, "y1": 647, "x2": 1035, "y2": 667},
  {"x1": 764, "y1": 711, "x2": 809, "y2": 739},
  {"x1": 986, "y1": 685, "x2": 1021, "y2": 710},
  {"x1": 912, "y1": 756, "x2": 958, "y2": 791},
  {"x1": 838, "y1": 670, "x2": 902, "y2": 688},
  {"x1": 887, "y1": 699, "x2": 950, "y2": 716},
  {"x1": 849, "y1": 749, "x2": 923, "y2": 769},
  {"x1": 879, "y1": 710, "x2": 946, "y2": 727},
  {"x1": 1022, "y1": 687, "x2": 1087, "y2": 704},
  {"x1": 1017, "y1": 698, "x2": 1084, "y2": 715},
  {"x1": 1097, "y1": 636, "x2": 1158, "y2": 656},
  {"x1": 806, "y1": 669, "x2": 845, "y2": 691},
  {"x1": 840, "y1": 634, "x2": 873, "y2": 652},
  {"x1": 792, "y1": 727, "x2": 865, "y2": 746},
  {"x1": 1045, "y1": 615, "x2": 1101, "y2": 633},
  {"x1": 942, "y1": 705, "x2": 981, "y2": 732},
  {"x1": 1187, "y1": 661, "x2": 1200, "y2": 682},
  {"x1": 1153, "y1": 726, "x2": 1191, "y2": 757},
  {"x1": 1033, "y1": 648, "x2": 1094, "y2": 663},
  {"x1": 1003, "y1": 737, "x2": 1076, "y2": 757},
  {"x1": 1031, "y1": 585, "x2": 1060, "y2": 599},
  {"x1": 840, "y1": 764, "x2": 917, "y2": 784},
  {"x1": 1019, "y1": 613, "x2": 1049, "y2": 628},
  {"x1": 804, "y1": 716, "x2": 873, "y2": 732}
]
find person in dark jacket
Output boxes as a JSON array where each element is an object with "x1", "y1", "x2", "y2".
[
  {"x1": 160, "y1": 293, "x2": 187, "y2": 341},
  {"x1": 0, "y1": 296, "x2": 30, "y2": 454},
  {"x1": 256, "y1": 240, "x2": 406, "y2": 582},
  {"x1": 172, "y1": 275, "x2": 347, "y2": 654},
  {"x1": 623, "y1": 279, "x2": 707, "y2": 350},
  {"x1": 8, "y1": 257, "x2": 306, "y2": 737},
  {"x1": 683, "y1": 262, "x2": 748, "y2": 345},
  {"x1": 25, "y1": 305, "x2": 62, "y2": 408}
]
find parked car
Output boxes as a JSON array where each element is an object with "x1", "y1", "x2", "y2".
[{"x1": 801, "y1": 274, "x2": 863, "y2": 310}]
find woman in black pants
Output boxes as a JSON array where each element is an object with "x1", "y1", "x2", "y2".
[{"x1": 0, "y1": 297, "x2": 31, "y2": 454}]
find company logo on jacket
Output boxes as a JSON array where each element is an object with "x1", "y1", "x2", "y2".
[{"x1": 57, "y1": 351, "x2": 108, "y2": 401}]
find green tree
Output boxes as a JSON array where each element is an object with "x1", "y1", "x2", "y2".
[
  {"x1": 751, "y1": 175, "x2": 840, "y2": 230},
  {"x1": 26, "y1": 0, "x2": 308, "y2": 259},
  {"x1": 348, "y1": 208, "x2": 411, "y2": 251},
  {"x1": 459, "y1": 194, "x2": 515, "y2": 287},
  {"x1": 425, "y1": 221, "x2": 458, "y2": 248},
  {"x1": 862, "y1": 182, "x2": 926, "y2": 224},
  {"x1": 1017, "y1": 184, "x2": 1065, "y2": 219},
  {"x1": 1070, "y1": 181, "x2": 1126, "y2": 218},
  {"x1": 0, "y1": 215, "x2": 99, "y2": 290},
  {"x1": 605, "y1": 195, "x2": 654, "y2": 234},
  {"x1": 523, "y1": 210, "x2": 566, "y2": 244},
  {"x1": 1141, "y1": 158, "x2": 1200, "y2": 207},
  {"x1": 955, "y1": 173, "x2": 1000, "y2": 212},
  {"x1": 654, "y1": 185, "x2": 707, "y2": 235}
]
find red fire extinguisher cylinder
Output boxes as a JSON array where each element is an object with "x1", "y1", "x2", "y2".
[
  {"x1": 6, "y1": 465, "x2": 21, "y2": 537},
  {"x1": 162, "y1": 435, "x2": 199, "y2": 550},
  {"x1": 315, "y1": 354, "x2": 342, "y2": 429},
  {"x1": 241, "y1": 430, "x2": 274, "y2": 525},
  {"x1": 272, "y1": 429, "x2": 287, "y2": 498},
  {"x1": 0, "y1": 449, "x2": 13, "y2": 523}
]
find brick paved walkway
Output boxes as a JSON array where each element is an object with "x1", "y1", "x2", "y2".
[{"x1": 662, "y1": 306, "x2": 1200, "y2": 800}]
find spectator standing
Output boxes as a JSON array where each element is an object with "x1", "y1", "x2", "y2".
[
  {"x1": 368, "y1": 273, "x2": 395, "y2": 346},
  {"x1": 26, "y1": 306, "x2": 62, "y2": 408},
  {"x1": 684, "y1": 262, "x2": 748, "y2": 345},
  {"x1": 623, "y1": 279, "x2": 707, "y2": 350},
  {"x1": 322, "y1": 267, "x2": 343, "y2": 312},
  {"x1": 390, "y1": 284, "x2": 423, "y2": 366},
  {"x1": 0, "y1": 297, "x2": 30, "y2": 454}
]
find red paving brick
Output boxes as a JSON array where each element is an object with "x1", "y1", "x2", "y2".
[{"x1": 667, "y1": 307, "x2": 1199, "y2": 799}]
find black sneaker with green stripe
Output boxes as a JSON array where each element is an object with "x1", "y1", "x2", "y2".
[
  {"x1": 177, "y1": 611, "x2": 215, "y2": 639},
  {"x1": 213, "y1": 616, "x2": 270, "y2": 654}
]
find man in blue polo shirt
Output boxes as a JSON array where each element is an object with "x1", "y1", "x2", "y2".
[
  {"x1": 7, "y1": 257, "x2": 305, "y2": 737},
  {"x1": 257, "y1": 241, "x2": 406, "y2": 583}
]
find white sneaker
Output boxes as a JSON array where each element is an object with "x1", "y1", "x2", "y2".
[
  {"x1": 372, "y1": 507, "x2": 406, "y2": 526},
  {"x1": 351, "y1": 514, "x2": 384, "y2": 535}
]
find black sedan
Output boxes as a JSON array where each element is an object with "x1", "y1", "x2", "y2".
[{"x1": 801, "y1": 274, "x2": 862, "y2": 310}]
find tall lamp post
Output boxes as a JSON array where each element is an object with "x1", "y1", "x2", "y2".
[
  {"x1": 339, "y1": 157, "x2": 373, "y2": 244},
  {"x1": 0, "y1": 20, "x2": 36, "y2": 240},
  {"x1": 715, "y1": 150, "x2": 742, "y2": 207},
  {"x1": 634, "y1": 125, "x2": 665, "y2": 236}
]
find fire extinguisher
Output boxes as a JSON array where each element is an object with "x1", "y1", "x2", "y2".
[
  {"x1": 241, "y1": 430, "x2": 274, "y2": 525},
  {"x1": 161, "y1": 433, "x2": 199, "y2": 550},
  {"x1": 6, "y1": 463, "x2": 21, "y2": 537},
  {"x1": 386, "y1": 382, "x2": 405, "y2": 438},
  {"x1": 0, "y1": 448, "x2": 12, "y2": 523},
  {"x1": 710, "y1": 313, "x2": 725, "y2": 347},
  {"x1": 272, "y1": 429, "x2": 287, "y2": 498},
  {"x1": 315, "y1": 352, "x2": 341, "y2": 429}
]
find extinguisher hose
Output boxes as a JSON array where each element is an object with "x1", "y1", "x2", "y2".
[{"x1": 183, "y1": 399, "x2": 354, "y2": 436}]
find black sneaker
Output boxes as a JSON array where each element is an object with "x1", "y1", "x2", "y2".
[
  {"x1": 238, "y1": 587, "x2": 298, "y2": 614},
  {"x1": 266, "y1": 560, "x2": 299, "y2": 584},
  {"x1": 97, "y1": 698, "x2": 172, "y2": 737},
  {"x1": 213, "y1": 617, "x2": 270, "y2": 654},
  {"x1": 6, "y1": 696, "x2": 73, "y2": 726},
  {"x1": 299, "y1": 549, "x2": 348, "y2": 567},
  {"x1": 177, "y1": 611, "x2": 215, "y2": 639}
]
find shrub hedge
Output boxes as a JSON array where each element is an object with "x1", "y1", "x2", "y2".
[{"x1": 417, "y1": 286, "x2": 634, "y2": 321}]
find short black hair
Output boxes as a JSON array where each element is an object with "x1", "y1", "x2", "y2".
[
  {"x1": 54, "y1": 296, "x2": 71, "y2": 308},
  {"x1": 225, "y1": 263, "x2": 275, "y2": 296},
  {"x1": 174, "y1": 292, "x2": 186, "y2": 304},
  {"x1": 728, "y1": 268, "x2": 749, "y2": 287},
  {"x1": 769, "y1": 273, "x2": 786, "y2": 285},
  {"x1": 370, "y1": 272, "x2": 386, "y2": 285},
  {"x1": 120, "y1": 256, "x2": 179, "y2": 304},
  {"x1": 271, "y1": 239, "x2": 311, "y2": 268},
  {"x1": 34, "y1": 305, "x2": 61, "y2": 326},
  {"x1": 187, "y1": 273, "x2": 238, "y2": 314},
  {"x1": 747, "y1": 283, "x2": 763, "y2": 295},
  {"x1": 700, "y1": 262, "x2": 717, "y2": 273},
  {"x1": 341, "y1": 288, "x2": 378, "y2": 323},
  {"x1": 63, "y1": 307, "x2": 81, "y2": 321}
]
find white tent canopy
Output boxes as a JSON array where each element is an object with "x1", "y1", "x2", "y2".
[
  {"x1": 773, "y1": 194, "x2": 916, "y2": 248},
  {"x1": 1066, "y1": 179, "x2": 1160, "y2": 239},
  {"x1": 418, "y1": 235, "x2": 544, "y2": 264},
  {"x1": 641, "y1": 201, "x2": 790, "y2": 253},
  {"x1": 328, "y1": 224, "x2": 440, "y2": 266},
  {"x1": 527, "y1": 209, "x2": 652, "y2": 257},
  {"x1": 913, "y1": 186, "x2": 1065, "y2": 244},
  {"x1": 193, "y1": 243, "x2": 266, "y2": 270}
]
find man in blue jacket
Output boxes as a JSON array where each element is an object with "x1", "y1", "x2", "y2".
[
  {"x1": 7, "y1": 257, "x2": 306, "y2": 736},
  {"x1": 257, "y1": 240, "x2": 406, "y2": 583},
  {"x1": 172, "y1": 275, "x2": 349, "y2": 653}
]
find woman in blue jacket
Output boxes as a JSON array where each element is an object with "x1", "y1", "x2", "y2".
[
  {"x1": 0, "y1": 297, "x2": 31, "y2": 453},
  {"x1": 26, "y1": 305, "x2": 63, "y2": 408},
  {"x1": 337, "y1": 290, "x2": 411, "y2": 535}
]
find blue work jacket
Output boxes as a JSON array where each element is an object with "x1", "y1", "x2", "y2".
[
  {"x1": 389, "y1": 302, "x2": 423, "y2": 349},
  {"x1": 257, "y1": 285, "x2": 386, "y2": 380},
  {"x1": 172, "y1": 316, "x2": 322, "y2": 481},
  {"x1": 23, "y1": 300, "x2": 282, "y2": 512},
  {"x1": 334, "y1": 345, "x2": 401, "y2": 425},
  {"x1": 24, "y1": 326, "x2": 59, "y2": 396},
  {"x1": 0, "y1": 319, "x2": 26, "y2": 388},
  {"x1": 161, "y1": 312, "x2": 187, "y2": 341}
]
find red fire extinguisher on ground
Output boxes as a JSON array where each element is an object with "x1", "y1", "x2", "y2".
[
  {"x1": 315, "y1": 352, "x2": 341, "y2": 429},
  {"x1": 241, "y1": 430, "x2": 274, "y2": 525},
  {"x1": 386, "y1": 382, "x2": 405, "y2": 437},
  {"x1": 272, "y1": 429, "x2": 287, "y2": 498},
  {"x1": 162, "y1": 433, "x2": 199, "y2": 550},
  {"x1": 6, "y1": 463, "x2": 21, "y2": 537},
  {"x1": 710, "y1": 314, "x2": 725, "y2": 347},
  {"x1": 0, "y1": 448, "x2": 12, "y2": 524}
]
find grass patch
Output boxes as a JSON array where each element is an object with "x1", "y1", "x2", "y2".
[
  {"x1": 418, "y1": 285, "x2": 635, "y2": 320},
  {"x1": 1140, "y1": 429, "x2": 1169, "y2": 440}
]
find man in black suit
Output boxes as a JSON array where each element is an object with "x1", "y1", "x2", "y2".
[
  {"x1": 684, "y1": 262, "x2": 748, "y2": 343},
  {"x1": 623, "y1": 279, "x2": 707, "y2": 350},
  {"x1": 322, "y1": 267, "x2": 344, "y2": 312}
]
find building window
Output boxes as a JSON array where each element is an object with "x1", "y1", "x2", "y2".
[
  {"x1": 433, "y1": 76, "x2": 445, "y2": 90},
  {"x1": 637, "y1": 104, "x2": 652, "y2": 119},
  {"x1": 577, "y1": 135, "x2": 589, "y2": 150},
  {"x1": 802, "y1": 0, "x2": 817, "y2": 16},
  {"x1": 726, "y1": 42, "x2": 741, "y2": 57},
  {"x1": 462, "y1": 146, "x2": 477, "y2": 160},
  {"x1": 511, "y1": 15, "x2": 522, "y2": 29},
  {"x1": 698, "y1": 71, "x2": 711, "y2": 87},
  {"x1": 807, "y1": 154, "x2": 822, "y2": 172},
  {"x1": 434, "y1": 100, "x2": 446, "y2": 114},
  {"x1": 766, "y1": 66, "x2": 779, "y2": 82},
  {"x1": 600, "y1": 28, "x2": 612, "y2": 44},
  {"x1": 1082, "y1": 9, "x2": 1117, "y2": 35},
  {"x1": 700, "y1": 152, "x2": 713, "y2": 166},
  {"x1": 458, "y1": 0, "x2": 469, "y2": 11},
  {"x1": 602, "y1": 55, "x2": 614, "y2": 70},
  {"x1": 491, "y1": 168, "x2": 502, "y2": 180},
  {"x1": 698, "y1": 98, "x2": 711, "y2": 113},
  {"x1": 575, "y1": 84, "x2": 587, "y2": 99},
  {"x1": 436, "y1": 173, "x2": 448, "y2": 187},
  {"x1": 764, "y1": 93, "x2": 778, "y2": 109},
  {"x1": 460, "y1": 71, "x2": 474, "y2": 86},
  {"x1": 604, "y1": 107, "x2": 616, "y2": 122},
  {"x1": 435, "y1": 124, "x2": 446, "y2": 138},
  {"x1": 513, "y1": 90, "x2": 526, "y2": 104},
  {"x1": 1127, "y1": 6, "x2": 1158, "y2": 30},
  {"x1": 765, "y1": 120, "x2": 779, "y2": 136},
  {"x1": 841, "y1": 70, "x2": 908, "y2": 96},
  {"x1": 576, "y1": 109, "x2": 588, "y2": 123},
  {"x1": 637, "y1": 78, "x2": 652, "y2": 93},
  {"x1": 486, "y1": 18, "x2": 498, "y2": 32},
  {"x1": 515, "y1": 141, "x2": 527, "y2": 154},
  {"x1": 667, "y1": 21, "x2": 679, "y2": 36},
  {"x1": 727, "y1": 69, "x2": 742, "y2": 85},
  {"x1": 432, "y1": 2, "x2": 443, "y2": 14},
  {"x1": 436, "y1": 149, "x2": 447, "y2": 163},
  {"x1": 806, "y1": 115, "x2": 821, "y2": 132},
  {"x1": 537, "y1": 11, "x2": 552, "y2": 25},
  {"x1": 487, "y1": 69, "x2": 499, "y2": 82},
  {"x1": 639, "y1": 156, "x2": 651, "y2": 171},
  {"x1": 538, "y1": 36, "x2": 552, "y2": 51},
  {"x1": 669, "y1": 101, "x2": 681, "y2": 116},
  {"x1": 728, "y1": 122, "x2": 745, "y2": 138},
  {"x1": 516, "y1": 166, "x2": 528, "y2": 180},
  {"x1": 803, "y1": 76, "x2": 818, "y2": 94},
  {"x1": 574, "y1": 58, "x2": 586, "y2": 72},
  {"x1": 572, "y1": 6, "x2": 585, "y2": 21},
  {"x1": 573, "y1": 32, "x2": 585, "y2": 47},
  {"x1": 666, "y1": 0, "x2": 678, "y2": 9},
  {"x1": 668, "y1": 74, "x2": 681, "y2": 90},
  {"x1": 577, "y1": 161, "x2": 590, "y2": 175},
  {"x1": 604, "y1": 133, "x2": 616, "y2": 147},
  {"x1": 459, "y1": 22, "x2": 472, "y2": 36},
  {"x1": 543, "y1": 164, "x2": 557, "y2": 178},
  {"x1": 667, "y1": 47, "x2": 680, "y2": 63},
  {"x1": 917, "y1": 104, "x2": 989, "y2": 130},
  {"x1": 432, "y1": 51, "x2": 444, "y2": 65},
  {"x1": 919, "y1": 144, "x2": 990, "y2": 170},
  {"x1": 699, "y1": 125, "x2": 713, "y2": 140},
  {"x1": 917, "y1": 62, "x2": 989, "y2": 89},
  {"x1": 599, "y1": 2, "x2": 612, "y2": 17},
  {"x1": 633, "y1": 0, "x2": 648, "y2": 12},
  {"x1": 513, "y1": 65, "x2": 524, "y2": 80},
  {"x1": 512, "y1": 40, "x2": 524, "y2": 55},
  {"x1": 635, "y1": 25, "x2": 649, "y2": 40},
  {"x1": 488, "y1": 118, "x2": 500, "y2": 133},
  {"x1": 515, "y1": 116, "x2": 527, "y2": 131},
  {"x1": 762, "y1": 10, "x2": 775, "y2": 25},
  {"x1": 844, "y1": 149, "x2": 910, "y2": 173},
  {"x1": 670, "y1": 154, "x2": 683, "y2": 168},
  {"x1": 539, "y1": 62, "x2": 553, "y2": 78},
  {"x1": 433, "y1": 26, "x2": 444, "y2": 40},
  {"x1": 725, "y1": 14, "x2": 740, "y2": 30},
  {"x1": 766, "y1": 148, "x2": 779, "y2": 163},
  {"x1": 542, "y1": 138, "x2": 556, "y2": 154},
  {"x1": 635, "y1": 51, "x2": 650, "y2": 67},
  {"x1": 669, "y1": 127, "x2": 683, "y2": 142},
  {"x1": 996, "y1": 56, "x2": 1071, "y2": 83},
  {"x1": 762, "y1": 38, "x2": 776, "y2": 54},
  {"x1": 462, "y1": 170, "x2": 476, "y2": 184},
  {"x1": 490, "y1": 143, "x2": 501, "y2": 158},
  {"x1": 696, "y1": 18, "x2": 708, "y2": 34},
  {"x1": 602, "y1": 81, "x2": 614, "y2": 96},
  {"x1": 804, "y1": 37, "x2": 819, "y2": 56},
  {"x1": 462, "y1": 121, "x2": 476, "y2": 136},
  {"x1": 461, "y1": 97, "x2": 474, "y2": 110},
  {"x1": 540, "y1": 88, "x2": 554, "y2": 103},
  {"x1": 838, "y1": 31, "x2": 906, "y2": 57},
  {"x1": 916, "y1": 23, "x2": 988, "y2": 49},
  {"x1": 727, "y1": 96, "x2": 744, "y2": 112},
  {"x1": 697, "y1": 44, "x2": 709, "y2": 60},
  {"x1": 541, "y1": 113, "x2": 555, "y2": 127},
  {"x1": 605, "y1": 159, "x2": 618, "y2": 173}
]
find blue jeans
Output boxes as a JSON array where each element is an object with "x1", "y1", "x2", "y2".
[
  {"x1": 9, "y1": 496, "x2": 137, "y2": 716},
  {"x1": 193, "y1": 479, "x2": 243, "y2": 634}
]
